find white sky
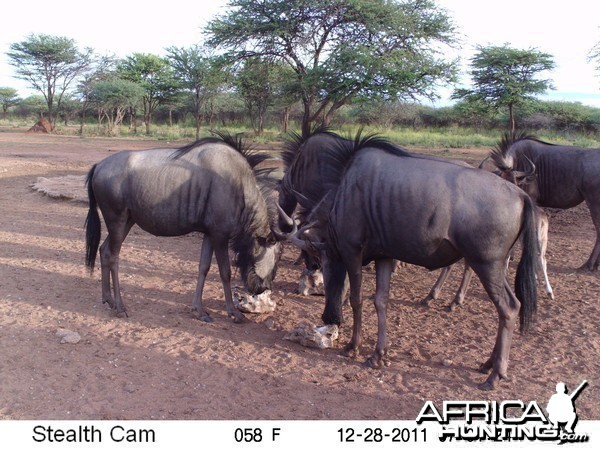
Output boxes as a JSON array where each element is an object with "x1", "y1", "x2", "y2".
[{"x1": 1, "y1": 0, "x2": 599, "y2": 107}]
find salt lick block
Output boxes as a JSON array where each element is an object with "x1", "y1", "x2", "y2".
[
  {"x1": 283, "y1": 321, "x2": 339, "y2": 349},
  {"x1": 233, "y1": 288, "x2": 276, "y2": 314}
]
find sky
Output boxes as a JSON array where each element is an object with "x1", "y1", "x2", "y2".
[{"x1": 1, "y1": 0, "x2": 599, "y2": 107}]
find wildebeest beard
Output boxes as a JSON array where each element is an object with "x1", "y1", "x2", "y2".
[{"x1": 234, "y1": 237, "x2": 282, "y2": 294}]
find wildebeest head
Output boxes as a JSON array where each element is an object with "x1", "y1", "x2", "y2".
[{"x1": 490, "y1": 132, "x2": 539, "y2": 199}]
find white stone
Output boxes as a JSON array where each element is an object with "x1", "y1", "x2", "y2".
[
  {"x1": 233, "y1": 289, "x2": 276, "y2": 314},
  {"x1": 284, "y1": 322, "x2": 339, "y2": 349}
]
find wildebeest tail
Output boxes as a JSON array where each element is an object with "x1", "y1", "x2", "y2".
[
  {"x1": 84, "y1": 164, "x2": 101, "y2": 273},
  {"x1": 515, "y1": 196, "x2": 539, "y2": 332}
]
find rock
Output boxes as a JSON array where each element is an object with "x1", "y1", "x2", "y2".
[
  {"x1": 233, "y1": 289, "x2": 276, "y2": 314},
  {"x1": 31, "y1": 175, "x2": 87, "y2": 202},
  {"x1": 56, "y1": 328, "x2": 81, "y2": 344},
  {"x1": 297, "y1": 268, "x2": 324, "y2": 296},
  {"x1": 284, "y1": 321, "x2": 339, "y2": 349}
]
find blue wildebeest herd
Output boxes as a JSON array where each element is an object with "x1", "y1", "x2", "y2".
[{"x1": 84, "y1": 129, "x2": 600, "y2": 390}]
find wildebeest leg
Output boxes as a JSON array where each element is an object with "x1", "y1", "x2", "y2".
[
  {"x1": 537, "y1": 212, "x2": 554, "y2": 299},
  {"x1": 366, "y1": 258, "x2": 394, "y2": 369},
  {"x1": 100, "y1": 219, "x2": 134, "y2": 316},
  {"x1": 191, "y1": 237, "x2": 214, "y2": 322},
  {"x1": 420, "y1": 265, "x2": 452, "y2": 307},
  {"x1": 447, "y1": 262, "x2": 474, "y2": 311},
  {"x1": 477, "y1": 274, "x2": 520, "y2": 391},
  {"x1": 580, "y1": 201, "x2": 600, "y2": 271},
  {"x1": 342, "y1": 257, "x2": 364, "y2": 359},
  {"x1": 213, "y1": 239, "x2": 246, "y2": 323}
]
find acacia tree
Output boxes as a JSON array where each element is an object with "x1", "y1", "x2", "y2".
[
  {"x1": 234, "y1": 58, "x2": 289, "y2": 135},
  {"x1": 589, "y1": 40, "x2": 600, "y2": 74},
  {"x1": 206, "y1": 0, "x2": 457, "y2": 136},
  {"x1": 90, "y1": 79, "x2": 145, "y2": 135},
  {"x1": 166, "y1": 45, "x2": 225, "y2": 139},
  {"x1": 118, "y1": 53, "x2": 178, "y2": 135},
  {"x1": 452, "y1": 44, "x2": 555, "y2": 135},
  {"x1": 6, "y1": 34, "x2": 94, "y2": 130},
  {"x1": 0, "y1": 87, "x2": 21, "y2": 118},
  {"x1": 76, "y1": 55, "x2": 117, "y2": 134}
]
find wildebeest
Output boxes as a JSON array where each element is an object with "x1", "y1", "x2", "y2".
[
  {"x1": 85, "y1": 134, "x2": 284, "y2": 323},
  {"x1": 491, "y1": 132, "x2": 600, "y2": 271},
  {"x1": 422, "y1": 205, "x2": 553, "y2": 309},
  {"x1": 279, "y1": 128, "x2": 531, "y2": 309},
  {"x1": 290, "y1": 132, "x2": 538, "y2": 390}
]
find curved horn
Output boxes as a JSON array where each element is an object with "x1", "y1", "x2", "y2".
[
  {"x1": 273, "y1": 203, "x2": 298, "y2": 240},
  {"x1": 523, "y1": 155, "x2": 536, "y2": 177},
  {"x1": 478, "y1": 155, "x2": 490, "y2": 169},
  {"x1": 512, "y1": 156, "x2": 536, "y2": 181},
  {"x1": 276, "y1": 203, "x2": 295, "y2": 228}
]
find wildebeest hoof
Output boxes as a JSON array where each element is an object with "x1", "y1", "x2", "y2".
[
  {"x1": 365, "y1": 355, "x2": 384, "y2": 369},
  {"x1": 446, "y1": 302, "x2": 461, "y2": 312},
  {"x1": 477, "y1": 360, "x2": 493, "y2": 374},
  {"x1": 419, "y1": 297, "x2": 433, "y2": 308},
  {"x1": 231, "y1": 313, "x2": 248, "y2": 324},
  {"x1": 477, "y1": 380, "x2": 495, "y2": 391},
  {"x1": 192, "y1": 309, "x2": 213, "y2": 323},
  {"x1": 342, "y1": 344, "x2": 360, "y2": 359}
]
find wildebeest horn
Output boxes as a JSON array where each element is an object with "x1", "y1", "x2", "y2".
[
  {"x1": 523, "y1": 155, "x2": 536, "y2": 176},
  {"x1": 276, "y1": 203, "x2": 295, "y2": 228},
  {"x1": 286, "y1": 221, "x2": 325, "y2": 254},
  {"x1": 273, "y1": 203, "x2": 298, "y2": 240},
  {"x1": 478, "y1": 156, "x2": 490, "y2": 169},
  {"x1": 512, "y1": 156, "x2": 536, "y2": 179}
]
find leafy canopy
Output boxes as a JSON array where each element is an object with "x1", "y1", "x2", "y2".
[
  {"x1": 452, "y1": 44, "x2": 555, "y2": 133},
  {"x1": 206, "y1": 0, "x2": 458, "y2": 134}
]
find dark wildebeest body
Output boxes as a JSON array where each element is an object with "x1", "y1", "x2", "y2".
[
  {"x1": 491, "y1": 134, "x2": 600, "y2": 270},
  {"x1": 280, "y1": 129, "x2": 477, "y2": 303},
  {"x1": 85, "y1": 136, "x2": 282, "y2": 323},
  {"x1": 292, "y1": 134, "x2": 538, "y2": 390}
]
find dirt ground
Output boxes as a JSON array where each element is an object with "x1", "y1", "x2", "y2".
[{"x1": 0, "y1": 130, "x2": 598, "y2": 421}]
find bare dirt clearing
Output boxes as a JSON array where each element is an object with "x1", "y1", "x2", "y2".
[{"x1": 0, "y1": 131, "x2": 598, "y2": 420}]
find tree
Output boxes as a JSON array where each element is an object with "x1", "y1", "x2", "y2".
[
  {"x1": 90, "y1": 79, "x2": 145, "y2": 135},
  {"x1": 589, "y1": 40, "x2": 600, "y2": 74},
  {"x1": 234, "y1": 58, "x2": 287, "y2": 135},
  {"x1": 6, "y1": 34, "x2": 94, "y2": 130},
  {"x1": 206, "y1": 0, "x2": 457, "y2": 136},
  {"x1": 118, "y1": 53, "x2": 178, "y2": 135},
  {"x1": 166, "y1": 45, "x2": 225, "y2": 139},
  {"x1": 76, "y1": 54, "x2": 118, "y2": 134},
  {"x1": 0, "y1": 87, "x2": 21, "y2": 118},
  {"x1": 452, "y1": 44, "x2": 555, "y2": 135}
]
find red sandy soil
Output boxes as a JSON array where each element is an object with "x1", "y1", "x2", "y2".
[{"x1": 0, "y1": 130, "x2": 598, "y2": 420}]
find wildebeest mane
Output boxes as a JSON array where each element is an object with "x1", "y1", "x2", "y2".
[
  {"x1": 281, "y1": 124, "x2": 342, "y2": 171},
  {"x1": 490, "y1": 131, "x2": 554, "y2": 170},
  {"x1": 310, "y1": 130, "x2": 412, "y2": 226},
  {"x1": 170, "y1": 131, "x2": 274, "y2": 181}
]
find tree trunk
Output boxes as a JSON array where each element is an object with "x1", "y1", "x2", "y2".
[
  {"x1": 508, "y1": 104, "x2": 516, "y2": 138},
  {"x1": 281, "y1": 107, "x2": 289, "y2": 134}
]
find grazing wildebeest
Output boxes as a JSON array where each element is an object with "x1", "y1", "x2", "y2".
[
  {"x1": 490, "y1": 132, "x2": 600, "y2": 271},
  {"x1": 290, "y1": 132, "x2": 538, "y2": 390},
  {"x1": 85, "y1": 134, "x2": 284, "y2": 323}
]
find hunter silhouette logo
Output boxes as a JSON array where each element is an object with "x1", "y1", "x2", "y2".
[{"x1": 546, "y1": 380, "x2": 588, "y2": 435}]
